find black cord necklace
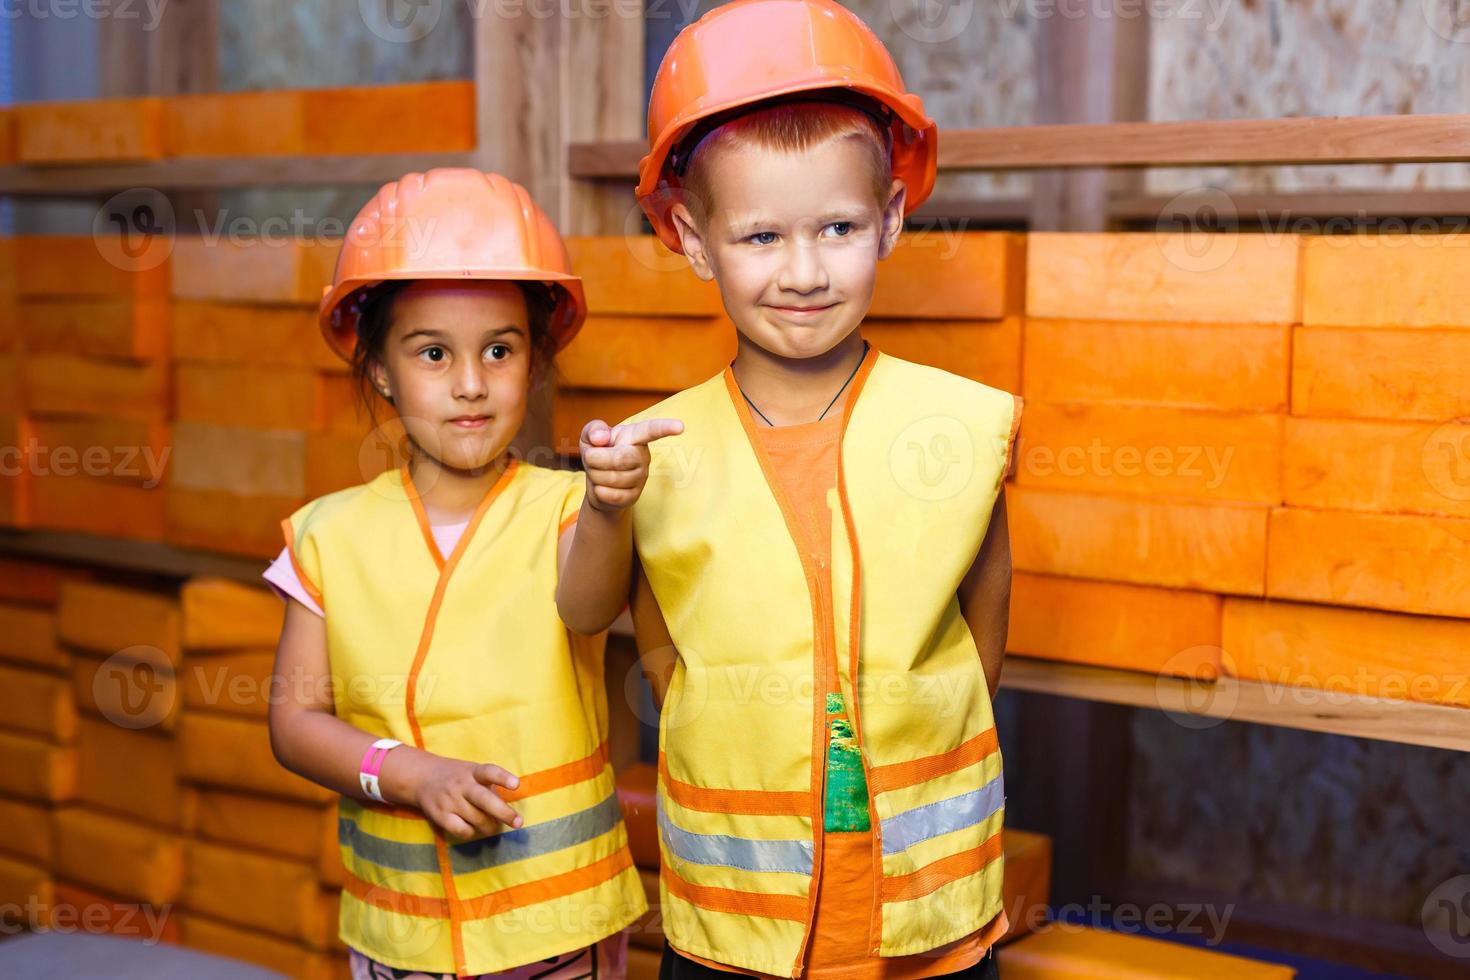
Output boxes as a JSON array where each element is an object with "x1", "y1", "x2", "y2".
[{"x1": 735, "y1": 342, "x2": 869, "y2": 427}]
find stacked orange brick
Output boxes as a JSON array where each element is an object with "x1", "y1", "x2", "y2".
[
  {"x1": 10, "y1": 83, "x2": 474, "y2": 164},
  {"x1": 1250, "y1": 237, "x2": 1470, "y2": 706},
  {"x1": 15, "y1": 237, "x2": 172, "y2": 538},
  {"x1": 53, "y1": 578, "x2": 187, "y2": 943},
  {"x1": 1010, "y1": 232, "x2": 1470, "y2": 710},
  {"x1": 0, "y1": 558, "x2": 78, "y2": 934},
  {"x1": 175, "y1": 577, "x2": 347, "y2": 980}
]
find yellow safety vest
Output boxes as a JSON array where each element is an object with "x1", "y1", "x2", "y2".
[
  {"x1": 628, "y1": 348, "x2": 1020, "y2": 976},
  {"x1": 283, "y1": 462, "x2": 646, "y2": 977}
]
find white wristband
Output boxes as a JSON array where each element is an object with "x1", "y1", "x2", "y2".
[{"x1": 359, "y1": 737, "x2": 403, "y2": 803}]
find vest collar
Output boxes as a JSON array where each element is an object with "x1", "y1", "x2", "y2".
[{"x1": 399, "y1": 458, "x2": 521, "y2": 571}]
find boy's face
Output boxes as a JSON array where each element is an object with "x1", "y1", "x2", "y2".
[{"x1": 672, "y1": 136, "x2": 905, "y2": 362}]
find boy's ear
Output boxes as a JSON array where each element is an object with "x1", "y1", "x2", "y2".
[
  {"x1": 671, "y1": 203, "x2": 716, "y2": 282},
  {"x1": 878, "y1": 179, "x2": 907, "y2": 260}
]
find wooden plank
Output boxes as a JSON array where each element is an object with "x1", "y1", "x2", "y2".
[
  {"x1": 58, "y1": 580, "x2": 181, "y2": 665},
  {"x1": 1009, "y1": 573, "x2": 1222, "y2": 678},
  {"x1": 304, "y1": 431, "x2": 398, "y2": 500},
  {"x1": 16, "y1": 236, "x2": 169, "y2": 298},
  {"x1": 1014, "y1": 403, "x2": 1283, "y2": 504},
  {"x1": 182, "y1": 578, "x2": 284, "y2": 651},
  {"x1": 0, "y1": 661, "x2": 76, "y2": 742},
  {"x1": 170, "y1": 237, "x2": 339, "y2": 305},
  {"x1": 191, "y1": 790, "x2": 335, "y2": 865},
  {"x1": 23, "y1": 355, "x2": 170, "y2": 422},
  {"x1": 0, "y1": 151, "x2": 475, "y2": 196},
  {"x1": 26, "y1": 471, "x2": 166, "y2": 542},
  {"x1": 1002, "y1": 925, "x2": 1293, "y2": 978},
  {"x1": 185, "y1": 839, "x2": 331, "y2": 947},
  {"x1": 1283, "y1": 416, "x2": 1470, "y2": 520},
  {"x1": 182, "y1": 650, "x2": 276, "y2": 719},
  {"x1": 0, "y1": 602, "x2": 67, "y2": 673},
  {"x1": 177, "y1": 712, "x2": 333, "y2": 804},
  {"x1": 49, "y1": 882, "x2": 181, "y2": 943},
  {"x1": 1267, "y1": 507, "x2": 1470, "y2": 618},
  {"x1": 164, "y1": 91, "x2": 306, "y2": 158},
  {"x1": 1008, "y1": 487, "x2": 1269, "y2": 595},
  {"x1": 0, "y1": 554, "x2": 72, "y2": 606},
  {"x1": 18, "y1": 297, "x2": 169, "y2": 360},
  {"x1": 1292, "y1": 327, "x2": 1470, "y2": 422},
  {"x1": 944, "y1": 114, "x2": 1470, "y2": 170},
  {"x1": 870, "y1": 233, "x2": 1020, "y2": 318},
  {"x1": 25, "y1": 417, "x2": 171, "y2": 488},
  {"x1": 174, "y1": 364, "x2": 326, "y2": 431},
  {"x1": 558, "y1": 317, "x2": 733, "y2": 392},
  {"x1": 15, "y1": 98, "x2": 165, "y2": 164},
  {"x1": 1301, "y1": 235, "x2": 1470, "y2": 328},
  {"x1": 1027, "y1": 232, "x2": 1300, "y2": 323},
  {"x1": 52, "y1": 807, "x2": 184, "y2": 905},
  {"x1": 0, "y1": 730, "x2": 75, "y2": 802},
  {"x1": 0, "y1": 797, "x2": 53, "y2": 864},
  {"x1": 1022, "y1": 319, "x2": 1290, "y2": 412},
  {"x1": 0, "y1": 854, "x2": 52, "y2": 920},
  {"x1": 303, "y1": 82, "x2": 476, "y2": 156},
  {"x1": 862, "y1": 317, "x2": 1022, "y2": 393},
  {"x1": 75, "y1": 718, "x2": 187, "y2": 828},
  {"x1": 72, "y1": 651, "x2": 180, "y2": 733},
  {"x1": 181, "y1": 914, "x2": 340, "y2": 980},
  {"x1": 1223, "y1": 598, "x2": 1470, "y2": 709},
  {"x1": 172, "y1": 300, "x2": 341, "y2": 371},
  {"x1": 170, "y1": 423, "x2": 306, "y2": 497},
  {"x1": 0, "y1": 529, "x2": 270, "y2": 586},
  {"x1": 166, "y1": 488, "x2": 302, "y2": 560},
  {"x1": 565, "y1": 237, "x2": 721, "y2": 316},
  {"x1": 999, "y1": 658, "x2": 1470, "y2": 754}
]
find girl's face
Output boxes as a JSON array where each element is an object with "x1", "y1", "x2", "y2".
[{"x1": 369, "y1": 280, "x2": 533, "y2": 474}]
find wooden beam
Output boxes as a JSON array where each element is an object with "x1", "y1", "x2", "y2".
[
  {"x1": 0, "y1": 153, "x2": 476, "y2": 197},
  {"x1": 1110, "y1": 189, "x2": 1470, "y2": 221},
  {"x1": 944, "y1": 114, "x2": 1470, "y2": 170},
  {"x1": 1001, "y1": 658, "x2": 1470, "y2": 754}
]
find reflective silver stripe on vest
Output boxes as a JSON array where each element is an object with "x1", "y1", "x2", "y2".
[
  {"x1": 879, "y1": 774, "x2": 1004, "y2": 857},
  {"x1": 657, "y1": 798, "x2": 814, "y2": 875},
  {"x1": 341, "y1": 792, "x2": 623, "y2": 875}
]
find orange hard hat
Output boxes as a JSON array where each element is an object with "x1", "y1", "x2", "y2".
[
  {"x1": 637, "y1": 0, "x2": 937, "y2": 253},
  {"x1": 320, "y1": 168, "x2": 586, "y2": 361}
]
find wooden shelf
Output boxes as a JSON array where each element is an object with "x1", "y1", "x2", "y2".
[
  {"x1": 1000, "y1": 657, "x2": 1470, "y2": 754},
  {"x1": 0, "y1": 151, "x2": 475, "y2": 196},
  {"x1": 5, "y1": 530, "x2": 1463, "y2": 753},
  {"x1": 0, "y1": 530, "x2": 267, "y2": 585}
]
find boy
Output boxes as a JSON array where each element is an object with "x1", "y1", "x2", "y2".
[{"x1": 558, "y1": 1, "x2": 1021, "y2": 977}]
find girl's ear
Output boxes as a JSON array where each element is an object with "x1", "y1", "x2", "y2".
[
  {"x1": 671, "y1": 202, "x2": 716, "y2": 281},
  {"x1": 368, "y1": 358, "x2": 393, "y2": 402},
  {"x1": 878, "y1": 179, "x2": 907, "y2": 260}
]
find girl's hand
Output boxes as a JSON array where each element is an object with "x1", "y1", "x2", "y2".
[
  {"x1": 408, "y1": 754, "x2": 524, "y2": 840},
  {"x1": 580, "y1": 418, "x2": 685, "y2": 513}
]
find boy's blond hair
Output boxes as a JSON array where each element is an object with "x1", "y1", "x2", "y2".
[{"x1": 679, "y1": 101, "x2": 894, "y2": 226}]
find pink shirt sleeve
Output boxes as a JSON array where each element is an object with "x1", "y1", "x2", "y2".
[{"x1": 263, "y1": 547, "x2": 325, "y2": 618}]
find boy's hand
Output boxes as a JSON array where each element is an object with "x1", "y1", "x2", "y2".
[
  {"x1": 580, "y1": 418, "x2": 685, "y2": 513},
  {"x1": 409, "y1": 754, "x2": 523, "y2": 841}
]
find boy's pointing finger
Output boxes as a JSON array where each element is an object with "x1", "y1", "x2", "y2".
[{"x1": 616, "y1": 418, "x2": 685, "y2": 447}]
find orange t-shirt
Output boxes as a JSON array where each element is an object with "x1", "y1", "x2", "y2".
[{"x1": 675, "y1": 414, "x2": 1005, "y2": 979}]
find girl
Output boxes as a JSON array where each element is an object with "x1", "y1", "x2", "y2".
[{"x1": 265, "y1": 169, "x2": 646, "y2": 980}]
